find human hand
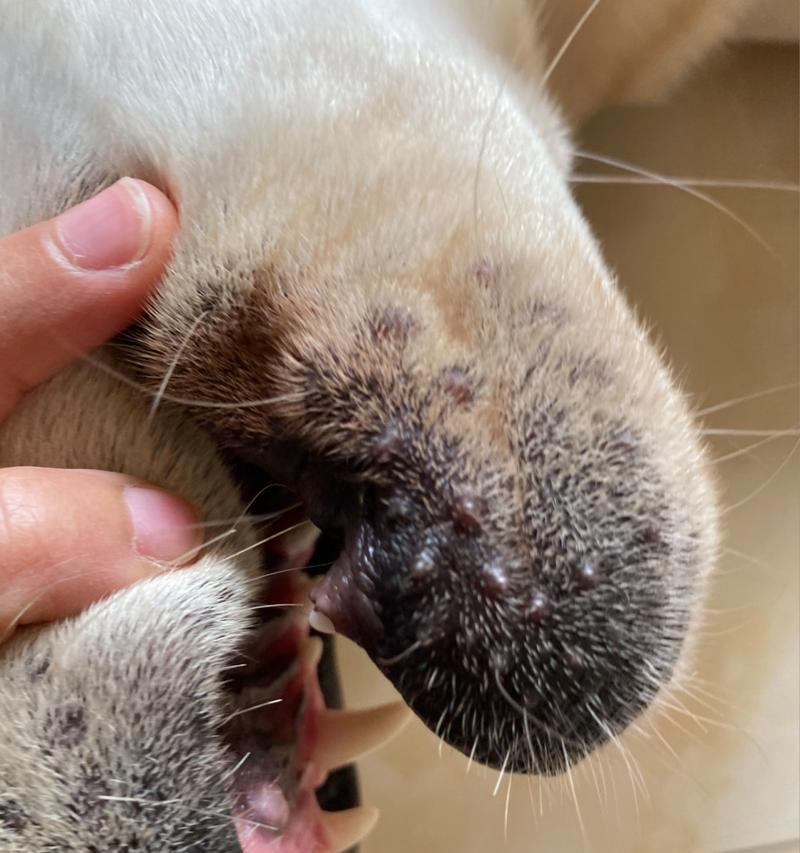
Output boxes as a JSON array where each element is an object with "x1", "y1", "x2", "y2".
[{"x1": 0, "y1": 179, "x2": 202, "y2": 640}]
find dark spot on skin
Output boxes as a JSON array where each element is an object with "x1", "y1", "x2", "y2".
[
  {"x1": 410, "y1": 547, "x2": 437, "y2": 584},
  {"x1": 568, "y1": 357, "x2": 609, "y2": 388},
  {"x1": 384, "y1": 493, "x2": 415, "y2": 525},
  {"x1": 450, "y1": 493, "x2": 484, "y2": 536},
  {"x1": 372, "y1": 422, "x2": 404, "y2": 465},
  {"x1": 47, "y1": 702, "x2": 87, "y2": 748},
  {"x1": 81, "y1": 773, "x2": 111, "y2": 807},
  {"x1": 479, "y1": 563, "x2": 510, "y2": 597},
  {"x1": 490, "y1": 649, "x2": 511, "y2": 674},
  {"x1": 304, "y1": 365, "x2": 322, "y2": 397},
  {"x1": 526, "y1": 298, "x2": 566, "y2": 326},
  {"x1": 474, "y1": 259, "x2": 500, "y2": 289},
  {"x1": 522, "y1": 337, "x2": 556, "y2": 387},
  {"x1": 608, "y1": 426, "x2": 640, "y2": 456},
  {"x1": 639, "y1": 525, "x2": 662, "y2": 546},
  {"x1": 574, "y1": 557, "x2": 601, "y2": 590},
  {"x1": 565, "y1": 650, "x2": 586, "y2": 672},
  {"x1": 369, "y1": 306, "x2": 416, "y2": 344},
  {"x1": 526, "y1": 590, "x2": 551, "y2": 623},
  {"x1": 439, "y1": 366, "x2": 475, "y2": 406},
  {"x1": 27, "y1": 655, "x2": 50, "y2": 680},
  {"x1": 0, "y1": 798, "x2": 27, "y2": 833}
]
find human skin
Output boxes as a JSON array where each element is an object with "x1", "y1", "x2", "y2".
[{"x1": 0, "y1": 178, "x2": 202, "y2": 638}]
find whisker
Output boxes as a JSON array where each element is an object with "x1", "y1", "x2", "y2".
[
  {"x1": 503, "y1": 770, "x2": 513, "y2": 843},
  {"x1": 492, "y1": 751, "x2": 510, "y2": 797},
  {"x1": 148, "y1": 311, "x2": 208, "y2": 420},
  {"x1": 573, "y1": 150, "x2": 779, "y2": 258},
  {"x1": 97, "y1": 794, "x2": 279, "y2": 832},
  {"x1": 526, "y1": 775, "x2": 539, "y2": 825},
  {"x1": 696, "y1": 382, "x2": 799, "y2": 416},
  {"x1": 219, "y1": 750, "x2": 251, "y2": 783},
  {"x1": 712, "y1": 434, "x2": 791, "y2": 464},
  {"x1": 376, "y1": 640, "x2": 422, "y2": 667},
  {"x1": 170, "y1": 527, "x2": 238, "y2": 566},
  {"x1": 187, "y1": 510, "x2": 295, "y2": 530},
  {"x1": 466, "y1": 735, "x2": 480, "y2": 775},
  {"x1": 571, "y1": 174, "x2": 800, "y2": 192},
  {"x1": 78, "y1": 348, "x2": 306, "y2": 410},
  {"x1": 473, "y1": 78, "x2": 508, "y2": 251},
  {"x1": 721, "y1": 435, "x2": 800, "y2": 515},
  {"x1": 221, "y1": 697, "x2": 283, "y2": 724},
  {"x1": 561, "y1": 741, "x2": 588, "y2": 850},
  {"x1": 221, "y1": 520, "x2": 314, "y2": 562},
  {"x1": 541, "y1": 0, "x2": 602, "y2": 87},
  {"x1": 702, "y1": 427, "x2": 799, "y2": 437}
]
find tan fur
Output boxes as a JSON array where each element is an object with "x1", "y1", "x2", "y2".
[{"x1": 536, "y1": 0, "x2": 756, "y2": 123}]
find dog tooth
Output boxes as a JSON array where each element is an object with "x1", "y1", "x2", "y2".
[
  {"x1": 277, "y1": 519, "x2": 320, "y2": 560},
  {"x1": 315, "y1": 702, "x2": 412, "y2": 772},
  {"x1": 308, "y1": 609, "x2": 336, "y2": 635},
  {"x1": 301, "y1": 635, "x2": 324, "y2": 669},
  {"x1": 320, "y1": 806, "x2": 379, "y2": 852}
]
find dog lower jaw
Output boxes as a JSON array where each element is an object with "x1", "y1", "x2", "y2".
[{"x1": 222, "y1": 548, "x2": 401, "y2": 853}]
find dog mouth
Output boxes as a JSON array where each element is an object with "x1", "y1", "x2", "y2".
[{"x1": 220, "y1": 455, "x2": 408, "y2": 853}]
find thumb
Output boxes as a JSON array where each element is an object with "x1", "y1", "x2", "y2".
[{"x1": 0, "y1": 467, "x2": 202, "y2": 639}]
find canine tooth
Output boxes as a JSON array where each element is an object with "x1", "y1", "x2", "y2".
[
  {"x1": 301, "y1": 635, "x2": 324, "y2": 669},
  {"x1": 277, "y1": 519, "x2": 320, "y2": 560},
  {"x1": 309, "y1": 609, "x2": 336, "y2": 635},
  {"x1": 315, "y1": 702, "x2": 412, "y2": 771},
  {"x1": 321, "y1": 806, "x2": 379, "y2": 852}
]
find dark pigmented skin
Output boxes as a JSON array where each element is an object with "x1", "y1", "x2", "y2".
[{"x1": 147, "y1": 284, "x2": 706, "y2": 777}]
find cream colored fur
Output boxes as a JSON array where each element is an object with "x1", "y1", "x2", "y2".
[{"x1": 0, "y1": 1, "x2": 739, "y2": 849}]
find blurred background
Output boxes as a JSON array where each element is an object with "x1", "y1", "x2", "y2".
[{"x1": 337, "y1": 4, "x2": 800, "y2": 851}]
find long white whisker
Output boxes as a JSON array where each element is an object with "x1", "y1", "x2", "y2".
[
  {"x1": 561, "y1": 741, "x2": 588, "y2": 850},
  {"x1": 221, "y1": 520, "x2": 313, "y2": 562},
  {"x1": 696, "y1": 382, "x2": 799, "y2": 416},
  {"x1": 169, "y1": 526, "x2": 237, "y2": 567},
  {"x1": 703, "y1": 427, "x2": 800, "y2": 437},
  {"x1": 219, "y1": 750, "x2": 251, "y2": 783},
  {"x1": 148, "y1": 311, "x2": 208, "y2": 420},
  {"x1": 574, "y1": 150, "x2": 779, "y2": 257},
  {"x1": 220, "y1": 697, "x2": 283, "y2": 725},
  {"x1": 97, "y1": 794, "x2": 279, "y2": 832},
  {"x1": 541, "y1": 0, "x2": 602, "y2": 86},
  {"x1": 722, "y1": 436, "x2": 800, "y2": 515},
  {"x1": 712, "y1": 434, "x2": 792, "y2": 464},
  {"x1": 571, "y1": 174, "x2": 800, "y2": 192},
  {"x1": 79, "y1": 348, "x2": 305, "y2": 410},
  {"x1": 504, "y1": 770, "x2": 514, "y2": 842},
  {"x1": 492, "y1": 750, "x2": 510, "y2": 797}
]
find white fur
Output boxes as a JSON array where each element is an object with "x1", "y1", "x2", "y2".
[{"x1": 0, "y1": 1, "x2": 733, "y2": 849}]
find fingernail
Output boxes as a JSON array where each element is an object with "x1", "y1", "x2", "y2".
[
  {"x1": 54, "y1": 178, "x2": 153, "y2": 270},
  {"x1": 124, "y1": 486, "x2": 202, "y2": 565}
]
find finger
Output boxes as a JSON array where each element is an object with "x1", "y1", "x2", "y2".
[
  {"x1": 0, "y1": 179, "x2": 178, "y2": 420},
  {"x1": 0, "y1": 467, "x2": 201, "y2": 639}
]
